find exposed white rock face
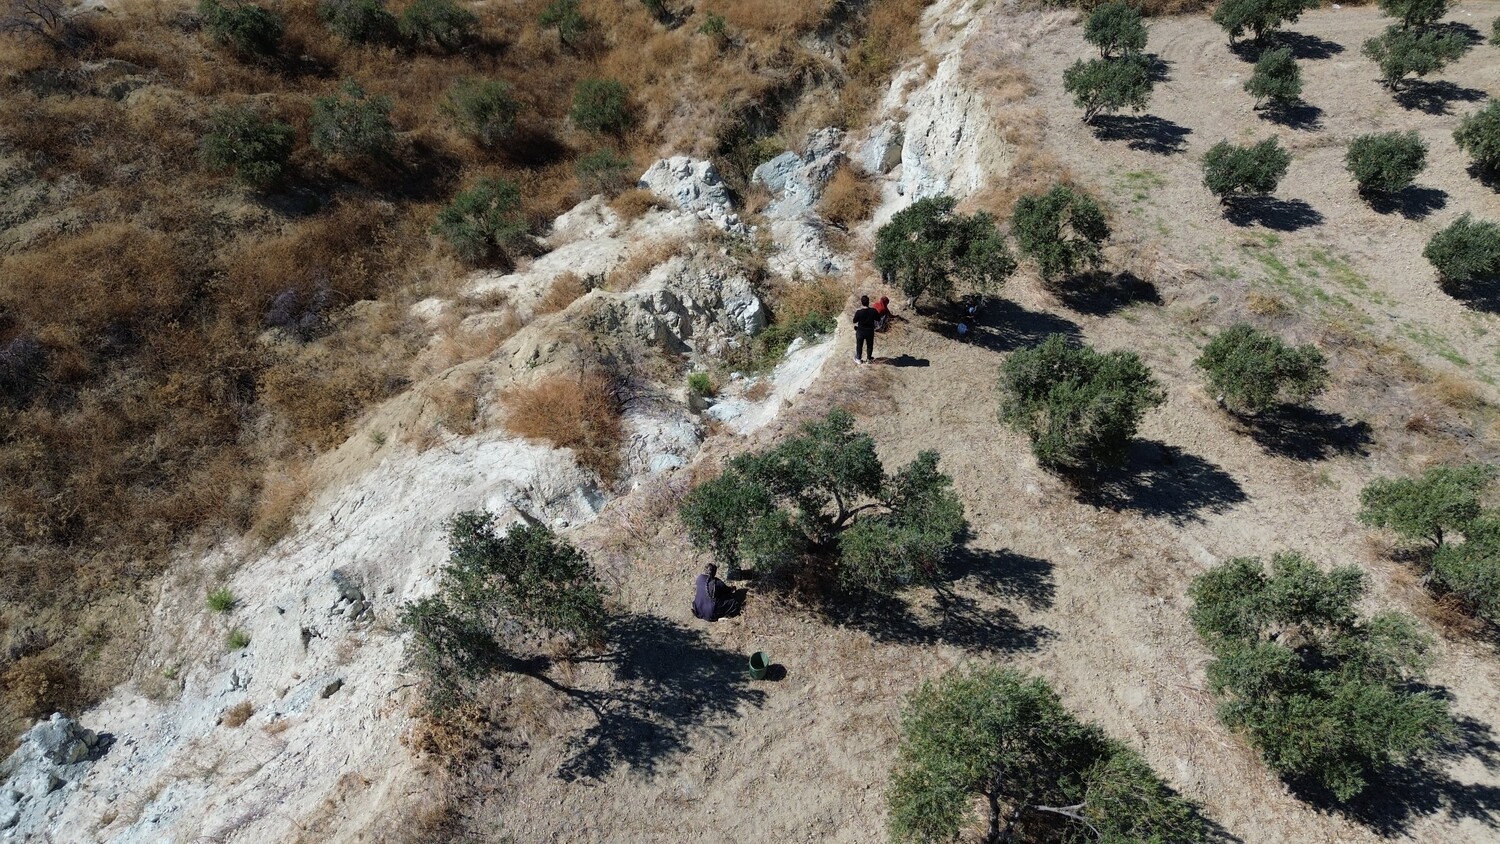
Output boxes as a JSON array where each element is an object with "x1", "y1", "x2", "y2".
[
  {"x1": 705, "y1": 336, "x2": 836, "y2": 435},
  {"x1": 894, "y1": 53, "x2": 1010, "y2": 205},
  {"x1": 621, "y1": 405, "x2": 702, "y2": 477},
  {"x1": 0, "y1": 714, "x2": 104, "y2": 835},
  {"x1": 750, "y1": 128, "x2": 850, "y2": 278},
  {"x1": 853, "y1": 119, "x2": 904, "y2": 175},
  {"x1": 638, "y1": 157, "x2": 750, "y2": 235}
]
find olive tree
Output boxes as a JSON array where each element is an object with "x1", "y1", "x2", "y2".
[
  {"x1": 888, "y1": 667, "x2": 1207, "y2": 844},
  {"x1": 1062, "y1": 53, "x2": 1152, "y2": 123},
  {"x1": 1378, "y1": 0, "x2": 1449, "y2": 30},
  {"x1": 1244, "y1": 46, "x2": 1302, "y2": 110},
  {"x1": 1358, "y1": 463, "x2": 1496, "y2": 550},
  {"x1": 318, "y1": 0, "x2": 397, "y2": 44},
  {"x1": 199, "y1": 106, "x2": 294, "y2": 189},
  {"x1": 1362, "y1": 25, "x2": 1470, "y2": 90},
  {"x1": 1011, "y1": 185, "x2": 1110, "y2": 283},
  {"x1": 1202, "y1": 137, "x2": 1290, "y2": 201},
  {"x1": 1424, "y1": 213, "x2": 1500, "y2": 286},
  {"x1": 198, "y1": 0, "x2": 283, "y2": 57},
  {"x1": 398, "y1": 0, "x2": 476, "y2": 51},
  {"x1": 998, "y1": 334, "x2": 1166, "y2": 473},
  {"x1": 1195, "y1": 323, "x2": 1328, "y2": 415},
  {"x1": 1345, "y1": 131, "x2": 1428, "y2": 196},
  {"x1": 398, "y1": 513, "x2": 607, "y2": 710},
  {"x1": 873, "y1": 195, "x2": 1016, "y2": 305},
  {"x1": 1083, "y1": 1, "x2": 1147, "y2": 58},
  {"x1": 1190, "y1": 552, "x2": 1454, "y2": 800},
  {"x1": 1212, "y1": 0, "x2": 1316, "y2": 45},
  {"x1": 570, "y1": 78, "x2": 632, "y2": 134},
  {"x1": 1454, "y1": 101, "x2": 1500, "y2": 174},
  {"x1": 1432, "y1": 516, "x2": 1500, "y2": 623},
  {"x1": 678, "y1": 408, "x2": 966, "y2": 592}
]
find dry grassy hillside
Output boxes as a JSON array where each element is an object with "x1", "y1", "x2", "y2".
[{"x1": 0, "y1": 0, "x2": 932, "y2": 741}]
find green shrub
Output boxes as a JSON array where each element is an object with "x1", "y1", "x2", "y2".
[
  {"x1": 538, "y1": 0, "x2": 587, "y2": 48},
  {"x1": 310, "y1": 79, "x2": 396, "y2": 160},
  {"x1": 1244, "y1": 46, "x2": 1301, "y2": 109},
  {"x1": 1062, "y1": 54, "x2": 1152, "y2": 122},
  {"x1": 678, "y1": 408, "x2": 966, "y2": 591},
  {"x1": 318, "y1": 0, "x2": 397, "y2": 44},
  {"x1": 442, "y1": 78, "x2": 519, "y2": 146},
  {"x1": 1454, "y1": 100, "x2": 1500, "y2": 173},
  {"x1": 887, "y1": 666, "x2": 1207, "y2": 844},
  {"x1": 1358, "y1": 463, "x2": 1496, "y2": 549},
  {"x1": 432, "y1": 177, "x2": 532, "y2": 266},
  {"x1": 198, "y1": 0, "x2": 284, "y2": 57},
  {"x1": 1212, "y1": 0, "x2": 1316, "y2": 44},
  {"x1": 200, "y1": 106, "x2": 294, "y2": 189},
  {"x1": 1345, "y1": 131, "x2": 1427, "y2": 196},
  {"x1": 1012, "y1": 185, "x2": 1110, "y2": 283},
  {"x1": 640, "y1": 0, "x2": 670, "y2": 23},
  {"x1": 1431, "y1": 516, "x2": 1500, "y2": 622},
  {"x1": 398, "y1": 513, "x2": 607, "y2": 710},
  {"x1": 226, "y1": 628, "x2": 251, "y2": 650},
  {"x1": 1083, "y1": 1, "x2": 1147, "y2": 58},
  {"x1": 998, "y1": 334, "x2": 1166, "y2": 473},
  {"x1": 1424, "y1": 213, "x2": 1500, "y2": 286},
  {"x1": 575, "y1": 148, "x2": 634, "y2": 197},
  {"x1": 1195, "y1": 324, "x2": 1327, "y2": 415},
  {"x1": 398, "y1": 0, "x2": 477, "y2": 51},
  {"x1": 1377, "y1": 0, "x2": 1449, "y2": 30},
  {"x1": 207, "y1": 587, "x2": 237, "y2": 613},
  {"x1": 1492, "y1": 16, "x2": 1499, "y2": 45},
  {"x1": 1202, "y1": 137, "x2": 1289, "y2": 201},
  {"x1": 872, "y1": 195, "x2": 1015, "y2": 304},
  {"x1": 1189, "y1": 552, "x2": 1453, "y2": 800},
  {"x1": 698, "y1": 11, "x2": 728, "y2": 45},
  {"x1": 687, "y1": 371, "x2": 714, "y2": 397},
  {"x1": 1362, "y1": 25, "x2": 1470, "y2": 89},
  {"x1": 570, "y1": 78, "x2": 632, "y2": 134}
]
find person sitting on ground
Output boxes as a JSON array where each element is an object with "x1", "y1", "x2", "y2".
[
  {"x1": 853, "y1": 295, "x2": 879, "y2": 363},
  {"x1": 873, "y1": 296, "x2": 891, "y2": 331},
  {"x1": 691, "y1": 564, "x2": 743, "y2": 621}
]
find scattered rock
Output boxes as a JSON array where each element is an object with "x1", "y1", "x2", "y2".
[
  {"x1": 318, "y1": 679, "x2": 344, "y2": 699},
  {"x1": 638, "y1": 158, "x2": 749, "y2": 235},
  {"x1": 329, "y1": 568, "x2": 365, "y2": 604}
]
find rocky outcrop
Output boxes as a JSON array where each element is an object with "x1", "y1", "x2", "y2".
[
  {"x1": 638, "y1": 157, "x2": 750, "y2": 235},
  {"x1": 751, "y1": 128, "x2": 850, "y2": 278},
  {"x1": 0, "y1": 714, "x2": 106, "y2": 834}
]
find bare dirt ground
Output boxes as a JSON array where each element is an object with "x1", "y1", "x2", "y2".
[{"x1": 465, "y1": 7, "x2": 1500, "y2": 844}]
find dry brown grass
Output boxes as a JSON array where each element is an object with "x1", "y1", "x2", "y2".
[
  {"x1": 0, "y1": 655, "x2": 79, "y2": 720},
  {"x1": 535, "y1": 272, "x2": 590, "y2": 315},
  {"x1": 605, "y1": 235, "x2": 689, "y2": 289},
  {"x1": 222, "y1": 700, "x2": 254, "y2": 728},
  {"x1": 771, "y1": 274, "x2": 852, "y2": 325},
  {"x1": 609, "y1": 188, "x2": 665, "y2": 221},
  {"x1": 251, "y1": 459, "x2": 314, "y2": 546},
  {"x1": 425, "y1": 371, "x2": 485, "y2": 436},
  {"x1": 818, "y1": 163, "x2": 879, "y2": 229},
  {"x1": 501, "y1": 373, "x2": 624, "y2": 481}
]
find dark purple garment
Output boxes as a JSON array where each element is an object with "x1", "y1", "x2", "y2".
[{"x1": 692, "y1": 573, "x2": 718, "y2": 621}]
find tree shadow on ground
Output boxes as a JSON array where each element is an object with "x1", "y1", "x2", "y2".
[
  {"x1": 827, "y1": 547, "x2": 1055, "y2": 653},
  {"x1": 1089, "y1": 113, "x2": 1191, "y2": 155},
  {"x1": 1441, "y1": 276, "x2": 1500, "y2": 314},
  {"x1": 1367, "y1": 185, "x2": 1448, "y2": 220},
  {"x1": 549, "y1": 613, "x2": 768, "y2": 782},
  {"x1": 1262, "y1": 101, "x2": 1323, "y2": 131},
  {"x1": 941, "y1": 298, "x2": 1082, "y2": 353},
  {"x1": 1145, "y1": 53, "x2": 1172, "y2": 83},
  {"x1": 1075, "y1": 440, "x2": 1247, "y2": 524},
  {"x1": 1267, "y1": 30, "x2": 1345, "y2": 59},
  {"x1": 1239, "y1": 406, "x2": 1373, "y2": 461},
  {"x1": 1395, "y1": 79, "x2": 1486, "y2": 115},
  {"x1": 1223, "y1": 196, "x2": 1324, "y2": 232},
  {"x1": 1051, "y1": 270, "x2": 1163, "y2": 317},
  {"x1": 1293, "y1": 714, "x2": 1500, "y2": 836}
]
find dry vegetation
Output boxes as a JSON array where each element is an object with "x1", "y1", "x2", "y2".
[
  {"x1": 0, "y1": 0, "x2": 938, "y2": 736},
  {"x1": 500, "y1": 371, "x2": 624, "y2": 480}
]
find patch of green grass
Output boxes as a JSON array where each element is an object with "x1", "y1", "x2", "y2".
[
  {"x1": 1114, "y1": 169, "x2": 1167, "y2": 203},
  {"x1": 687, "y1": 371, "x2": 715, "y2": 397},
  {"x1": 207, "y1": 587, "x2": 236, "y2": 613},
  {"x1": 226, "y1": 629, "x2": 251, "y2": 650},
  {"x1": 1401, "y1": 322, "x2": 1470, "y2": 367}
]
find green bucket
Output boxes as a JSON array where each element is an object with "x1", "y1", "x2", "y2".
[{"x1": 748, "y1": 651, "x2": 769, "y2": 680}]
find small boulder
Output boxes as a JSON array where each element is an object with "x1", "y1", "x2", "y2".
[
  {"x1": 329, "y1": 568, "x2": 365, "y2": 604},
  {"x1": 319, "y1": 678, "x2": 344, "y2": 699}
]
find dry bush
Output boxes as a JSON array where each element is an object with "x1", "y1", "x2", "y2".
[
  {"x1": 1247, "y1": 293, "x2": 1290, "y2": 316},
  {"x1": 222, "y1": 700, "x2": 254, "y2": 728},
  {"x1": 424, "y1": 370, "x2": 484, "y2": 436},
  {"x1": 251, "y1": 459, "x2": 313, "y2": 546},
  {"x1": 415, "y1": 310, "x2": 520, "y2": 379},
  {"x1": 535, "y1": 272, "x2": 589, "y2": 315},
  {"x1": 1422, "y1": 374, "x2": 1484, "y2": 411},
  {"x1": 818, "y1": 162, "x2": 879, "y2": 228},
  {"x1": 836, "y1": 0, "x2": 934, "y2": 127},
  {"x1": 605, "y1": 235, "x2": 688, "y2": 289},
  {"x1": 500, "y1": 372, "x2": 623, "y2": 481},
  {"x1": 770, "y1": 274, "x2": 851, "y2": 325},
  {"x1": 609, "y1": 187, "x2": 663, "y2": 221},
  {"x1": 1, "y1": 655, "x2": 78, "y2": 719}
]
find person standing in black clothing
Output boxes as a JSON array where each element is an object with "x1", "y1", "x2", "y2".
[{"x1": 852, "y1": 295, "x2": 879, "y2": 363}]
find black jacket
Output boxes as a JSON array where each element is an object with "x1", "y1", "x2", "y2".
[{"x1": 852, "y1": 306, "x2": 879, "y2": 333}]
